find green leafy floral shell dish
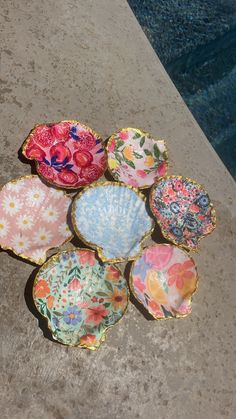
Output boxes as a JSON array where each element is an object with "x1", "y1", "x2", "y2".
[{"x1": 33, "y1": 249, "x2": 129, "y2": 350}]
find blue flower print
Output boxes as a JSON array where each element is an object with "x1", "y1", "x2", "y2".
[{"x1": 63, "y1": 306, "x2": 82, "y2": 326}]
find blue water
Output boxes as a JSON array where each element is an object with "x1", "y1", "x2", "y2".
[{"x1": 128, "y1": 0, "x2": 236, "y2": 179}]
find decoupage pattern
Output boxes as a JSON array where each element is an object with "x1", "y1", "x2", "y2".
[
  {"x1": 33, "y1": 249, "x2": 129, "y2": 349},
  {"x1": 0, "y1": 176, "x2": 72, "y2": 264},
  {"x1": 72, "y1": 182, "x2": 154, "y2": 262},
  {"x1": 107, "y1": 128, "x2": 168, "y2": 188},
  {"x1": 22, "y1": 121, "x2": 107, "y2": 189},
  {"x1": 130, "y1": 244, "x2": 198, "y2": 319},
  {"x1": 150, "y1": 176, "x2": 216, "y2": 250}
]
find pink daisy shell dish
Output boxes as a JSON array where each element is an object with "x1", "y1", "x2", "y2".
[
  {"x1": 130, "y1": 244, "x2": 198, "y2": 319},
  {"x1": 150, "y1": 176, "x2": 216, "y2": 250},
  {"x1": 22, "y1": 121, "x2": 107, "y2": 189},
  {"x1": 0, "y1": 175, "x2": 73, "y2": 264},
  {"x1": 106, "y1": 127, "x2": 168, "y2": 189}
]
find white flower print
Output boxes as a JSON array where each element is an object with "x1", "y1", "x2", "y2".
[
  {"x1": 31, "y1": 249, "x2": 46, "y2": 263},
  {"x1": 58, "y1": 222, "x2": 72, "y2": 238},
  {"x1": 5, "y1": 181, "x2": 24, "y2": 193},
  {"x1": 11, "y1": 234, "x2": 30, "y2": 253},
  {"x1": 33, "y1": 227, "x2": 52, "y2": 246},
  {"x1": 26, "y1": 188, "x2": 45, "y2": 207},
  {"x1": 42, "y1": 205, "x2": 59, "y2": 223},
  {"x1": 0, "y1": 218, "x2": 9, "y2": 238},
  {"x1": 49, "y1": 188, "x2": 65, "y2": 199},
  {"x1": 2, "y1": 195, "x2": 23, "y2": 215},
  {"x1": 16, "y1": 214, "x2": 34, "y2": 230}
]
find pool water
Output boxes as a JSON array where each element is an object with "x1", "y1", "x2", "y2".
[{"x1": 128, "y1": 0, "x2": 236, "y2": 179}]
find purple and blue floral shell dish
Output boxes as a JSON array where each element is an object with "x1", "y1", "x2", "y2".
[
  {"x1": 130, "y1": 244, "x2": 198, "y2": 319},
  {"x1": 71, "y1": 181, "x2": 154, "y2": 263},
  {"x1": 106, "y1": 127, "x2": 168, "y2": 189},
  {"x1": 22, "y1": 121, "x2": 107, "y2": 189},
  {"x1": 33, "y1": 249, "x2": 129, "y2": 349},
  {"x1": 150, "y1": 176, "x2": 216, "y2": 250}
]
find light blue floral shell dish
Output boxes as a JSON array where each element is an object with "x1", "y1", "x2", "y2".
[
  {"x1": 71, "y1": 181, "x2": 154, "y2": 263},
  {"x1": 33, "y1": 249, "x2": 129, "y2": 349}
]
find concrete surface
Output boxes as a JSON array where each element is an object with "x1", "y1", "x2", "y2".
[{"x1": 0, "y1": 1, "x2": 236, "y2": 418}]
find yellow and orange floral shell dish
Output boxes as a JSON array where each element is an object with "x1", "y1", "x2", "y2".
[{"x1": 106, "y1": 128, "x2": 168, "y2": 188}]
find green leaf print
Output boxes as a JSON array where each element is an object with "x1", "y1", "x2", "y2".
[
  {"x1": 133, "y1": 151, "x2": 143, "y2": 159},
  {"x1": 154, "y1": 143, "x2": 160, "y2": 159},
  {"x1": 46, "y1": 308, "x2": 51, "y2": 321},
  {"x1": 134, "y1": 132, "x2": 141, "y2": 139},
  {"x1": 105, "y1": 280, "x2": 113, "y2": 292},
  {"x1": 116, "y1": 140, "x2": 124, "y2": 149},
  {"x1": 144, "y1": 149, "x2": 152, "y2": 156},
  {"x1": 139, "y1": 136, "x2": 145, "y2": 147},
  {"x1": 114, "y1": 152, "x2": 122, "y2": 163},
  {"x1": 52, "y1": 311, "x2": 63, "y2": 317},
  {"x1": 97, "y1": 291, "x2": 108, "y2": 296},
  {"x1": 123, "y1": 156, "x2": 135, "y2": 169}
]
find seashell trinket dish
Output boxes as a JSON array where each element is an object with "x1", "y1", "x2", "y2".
[
  {"x1": 130, "y1": 244, "x2": 198, "y2": 319},
  {"x1": 71, "y1": 181, "x2": 154, "y2": 263},
  {"x1": 22, "y1": 120, "x2": 107, "y2": 189},
  {"x1": 33, "y1": 249, "x2": 129, "y2": 349},
  {"x1": 106, "y1": 127, "x2": 168, "y2": 189},
  {"x1": 0, "y1": 175, "x2": 72, "y2": 264},
  {"x1": 150, "y1": 176, "x2": 216, "y2": 250}
]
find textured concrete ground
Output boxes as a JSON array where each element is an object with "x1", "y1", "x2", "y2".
[{"x1": 0, "y1": 1, "x2": 236, "y2": 418}]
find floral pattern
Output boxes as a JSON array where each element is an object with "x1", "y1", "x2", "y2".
[
  {"x1": 72, "y1": 182, "x2": 154, "y2": 262},
  {"x1": 150, "y1": 176, "x2": 216, "y2": 250},
  {"x1": 0, "y1": 176, "x2": 73, "y2": 264},
  {"x1": 107, "y1": 128, "x2": 168, "y2": 188},
  {"x1": 130, "y1": 244, "x2": 198, "y2": 319},
  {"x1": 22, "y1": 121, "x2": 107, "y2": 189},
  {"x1": 33, "y1": 249, "x2": 129, "y2": 349}
]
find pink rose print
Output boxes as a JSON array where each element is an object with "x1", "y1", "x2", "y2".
[
  {"x1": 136, "y1": 170, "x2": 147, "y2": 178},
  {"x1": 37, "y1": 162, "x2": 55, "y2": 181},
  {"x1": 50, "y1": 142, "x2": 72, "y2": 163},
  {"x1": 156, "y1": 161, "x2": 167, "y2": 177},
  {"x1": 108, "y1": 138, "x2": 116, "y2": 153},
  {"x1": 34, "y1": 125, "x2": 54, "y2": 147},
  {"x1": 25, "y1": 145, "x2": 46, "y2": 161},
  {"x1": 119, "y1": 131, "x2": 129, "y2": 140},
  {"x1": 58, "y1": 169, "x2": 78, "y2": 185},
  {"x1": 80, "y1": 164, "x2": 103, "y2": 183},
  {"x1": 73, "y1": 150, "x2": 93, "y2": 167},
  {"x1": 50, "y1": 122, "x2": 70, "y2": 141}
]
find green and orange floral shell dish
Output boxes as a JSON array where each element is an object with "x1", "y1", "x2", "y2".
[{"x1": 33, "y1": 249, "x2": 129, "y2": 349}]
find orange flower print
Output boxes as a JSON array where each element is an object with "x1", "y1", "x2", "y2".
[
  {"x1": 144, "y1": 155, "x2": 155, "y2": 167},
  {"x1": 79, "y1": 250, "x2": 95, "y2": 266},
  {"x1": 107, "y1": 288, "x2": 127, "y2": 311},
  {"x1": 80, "y1": 334, "x2": 97, "y2": 347},
  {"x1": 86, "y1": 305, "x2": 109, "y2": 325},
  {"x1": 167, "y1": 260, "x2": 197, "y2": 298},
  {"x1": 46, "y1": 295, "x2": 54, "y2": 309},
  {"x1": 123, "y1": 145, "x2": 134, "y2": 161},
  {"x1": 105, "y1": 265, "x2": 121, "y2": 281},
  {"x1": 34, "y1": 279, "x2": 50, "y2": 298}
]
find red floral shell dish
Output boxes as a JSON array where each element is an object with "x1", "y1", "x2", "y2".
[{"x1": 22, "y1": 121, "x2": 107, "y2": 189}]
